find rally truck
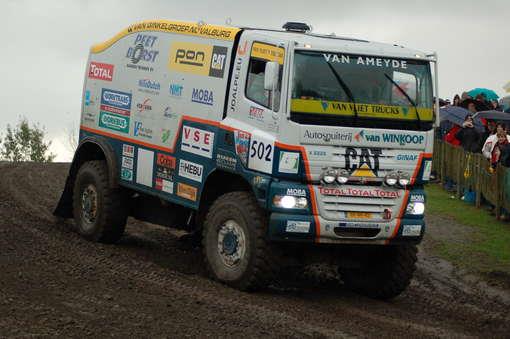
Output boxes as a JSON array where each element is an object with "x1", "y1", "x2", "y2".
[{"x1": 55, "y1": 20, "x2": 438, "y2": 299}]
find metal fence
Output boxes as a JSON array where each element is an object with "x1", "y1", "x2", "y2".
[{"x1": 432, "y1": 138, "x2": 510, "y2": 218}]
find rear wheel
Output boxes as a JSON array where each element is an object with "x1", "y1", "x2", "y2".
[
  {"x1": 73, "y1": 160, "x2": 128, "y2": 243},
  {"x1": 202, "y1": 191, "x2": 276, "y2": 291},
  {"x1": 339, "y1": 244, "x2": 417, "y2": 299}
]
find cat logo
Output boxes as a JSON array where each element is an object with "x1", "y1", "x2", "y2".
[
  {"x1": 344, "y1": 147, "x2": 383, "y2": 177},
  {"x1": 169, "y1": 42, "x2": 227, "y2": 78}
]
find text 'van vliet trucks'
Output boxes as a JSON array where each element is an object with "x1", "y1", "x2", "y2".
[{"x1": 55, "y1": 20, "x2": 438, "y2": 299}]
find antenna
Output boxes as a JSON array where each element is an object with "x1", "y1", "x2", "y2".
[{"x1": 225, "y1": 17, "x2": 232, "y2": 26}]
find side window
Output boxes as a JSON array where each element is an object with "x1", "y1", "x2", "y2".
[{"x1": 245, "y1": 42, "x2": 284, "y2": 111}]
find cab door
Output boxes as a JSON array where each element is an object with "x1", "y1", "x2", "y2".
[{"x1": 225, "y1": 33, "x2": 288, "y2": 175}]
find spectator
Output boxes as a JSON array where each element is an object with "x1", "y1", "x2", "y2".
[
  {"x1": 482, "y1": 123, "x2": 510, "y2": 159},
  {"x1": 444, "y1": 124, "x2": 461, "y2": 146},
  {"x1": 455, "y1": 115, "x2": 480, "y2": 152},
  {"x1": 478, "y1": 120, "x2": 496, "y2": 150},
  {"x1": 491, "y1": 130, "x2": 510, "y2": 169},
  {"x1": 453, "y1": 94, "x2": 461, "y2": 106},
  {"x1": 460, "y1": 91, "x2": 471, "y2": 102}
]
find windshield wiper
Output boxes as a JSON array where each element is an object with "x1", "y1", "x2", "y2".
[
  {"x1": 384, "y1": 73, "x2": 421, "y2": 127},
  {"x1": 324, "y1": 62, "x2": 359, "y2": 121}
]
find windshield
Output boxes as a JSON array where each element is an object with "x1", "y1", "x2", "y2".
[{"x1": 291, "y1": 50, "x2": 434, "y2": 130}]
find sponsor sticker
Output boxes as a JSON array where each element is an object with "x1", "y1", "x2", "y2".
[
  {"x1": 179, "y1": 159, "x2": 203, "y2": 183},
  {"x1": 248, "y1": 134, "x2": 274, "y2": 174},
  {"x1": 177, "y1": 182, "x2": 198, "y2": 201},
  {"x1": 249, "y1": 106, "x2": 264, "y2": 122},
  {"x1": 191, "y1": 88, "x2": 214, "y2": 106},
  {"x1": 279, "y1": 152, "x2": 300, "y2": 174},
  {"x1": 163, "y1": 106, "x2": 177, "y2": 120},
  {"x1": 155, "y1": 178, "x2": 174, "y2": 193},
  {"x1": 168, "y1": 42, "x2": 228, "y2": 78},
  {"x1": 353, "y1": 130, "x2": 425, "y2": 146},
  {"x1": 286, "y1": 188, "x2": 306, "y2": 197},
  {"x1": 134, "y1": 121, "x2": 153, "y2": 139},
  {"x1": 181, "y1": 126, "x2": 214, "y2": 159},
  {"x1": 234, "y1": 130, "x2": 250, "y2": 166},
  {"x1": 402, "y1": 224, "x2": 422, "y2": 236},
  {"x1": 410, "y1": 194, "x2": 425, "y2": 202},
  {"x1": 216, "y1": 153, "x2": 237, "y2": 171},
  {"x1": 122, "y1": 156, "x2": 134, "y2": 170},
  {"x1": 156, "y1": 153, "x2": 176, "y2": 181},
  {"x1": 286, "y1": 220, "x2": 310, "y2": 233},
  {"x1": 344, "y1": 147, "x2": 382, "y2": 177},
  {"x1": 85, "y1": 90, "x2": 91, "y2": 106},
  {"x1": 169, "y1": 84, "x2": 183, "y2": 98},
  {"x1": 161, "y1": 128, "x2": 172, "y2": 143},
  {"x1": 121, "y1": 168, "x2": 133, "y2": 181},
  {"x1": 88, "y1": 62, "x2": 114, "y2": 81},
  {"x1": 422, "y1": 160, "x2": 432, "y2": 180},
  {"x1": 123, "y1": 144, "x2": 135, "y2": 157},
  {"x1": 319, "y1": 187, "x2": 401, "y2": 198},
  {"x1": 395, "y1": 154, "x2": 418, "y2": 161},
  {"x1": 126, "y1": 34, "x2": 159, "y2": 72},
  {"x1": 251, "y1": 42, "x2": 285, "y2": 65},
  {"x1": 100, "y1": 89, "x2": 132, "y2": 116},
  {"x1": 99, "y1": 111, "x2": 130, "y2": 133},
  {"x1": 138, "y1": 79, "x2": 160, "y2": 95}
]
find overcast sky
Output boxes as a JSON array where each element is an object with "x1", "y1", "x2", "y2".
[{"x1": 1, "y1": 0, "x2": 509, "y2": 161}]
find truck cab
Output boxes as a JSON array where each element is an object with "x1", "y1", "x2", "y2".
[{"x1": 55, "y1": 20, "x2": 437, "y2": 299}]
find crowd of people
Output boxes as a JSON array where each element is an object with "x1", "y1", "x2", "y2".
[{"x1": 440, "y1": 92, "x2": 510, "y2": 171}]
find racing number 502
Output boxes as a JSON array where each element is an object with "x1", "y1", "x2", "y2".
[{"x1": 250, "y1": 140, "x2": 273, "y2": 162}]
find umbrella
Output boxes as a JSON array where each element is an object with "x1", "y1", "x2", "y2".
[
  {"x1": 467, "y1": 88, "x2": 499, "y2": 101},
  {"x1": 473, "y1": 110, "x2": 510, "y2": 121},
  {"x1": 459, "y1": 98, "x2": 490, "y2": 111},
  {"x1": 439, "y1": 106, "x2": 485, "y2": 132}
]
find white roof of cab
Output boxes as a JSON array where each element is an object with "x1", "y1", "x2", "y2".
[{"x1": 244, "y1": 28, "x2": 432, "y2": 61}]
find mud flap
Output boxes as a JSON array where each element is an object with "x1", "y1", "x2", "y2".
[{"x1": 53, "y1": 175, "x2": 74, "y2": 218}]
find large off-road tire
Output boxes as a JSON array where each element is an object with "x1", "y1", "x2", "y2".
[
  {"x1": 73, "y1": 160, "x2": 128, "y2": 243},
  {"x1": 202, "y1": 191, "x2": 275, "y2": 291},
  {"x1": 339, "y1": 244, "x2": 417, "y2": 300}
]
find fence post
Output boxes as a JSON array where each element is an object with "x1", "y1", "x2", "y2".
[
  {"x1": 456, "y1": 147, "x2": 463, "y2": 198},
  {"x1": 475, "y1": 155, "x2": 482, "y2": 208}
]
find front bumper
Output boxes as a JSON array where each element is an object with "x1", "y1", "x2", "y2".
[{"x1": 268, "y1": 213, "x2": 425, "y2": 245}]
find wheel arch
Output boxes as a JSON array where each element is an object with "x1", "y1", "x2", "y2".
[
  {"x1": 53, "y1": 136, "x2": 119, "y2": 218},
  {"x1": 194, "y1": 170, "x2": 257, "y2": 229}
]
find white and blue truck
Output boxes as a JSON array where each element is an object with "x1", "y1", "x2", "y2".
[{"x1": 55, "y1": 20, "x2": 437, "y2": 299}]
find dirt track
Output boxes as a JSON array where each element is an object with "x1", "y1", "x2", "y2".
[{"x1": 1, "y1": 162, "x2": 509, "y2": 338}]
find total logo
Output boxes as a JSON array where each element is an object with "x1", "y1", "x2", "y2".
[
  {"x1": 88, "y1": 62, "x2": 114, "y2": 81},
  {"x1": 191, "y1": 88, "x2": 214, "y2": 106}
]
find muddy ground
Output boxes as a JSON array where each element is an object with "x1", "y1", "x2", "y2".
[{"x1": 1, "y1": 162, "x2": 509, "y2": 338}]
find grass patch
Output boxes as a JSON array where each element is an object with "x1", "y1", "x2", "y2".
[{"x1": 425, "y1": 184, "x2": 510, "y2": 275}]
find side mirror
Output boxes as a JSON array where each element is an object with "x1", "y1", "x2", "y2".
[{"x1": 264, "y1": 61, "x2": 279, "y2": 91}]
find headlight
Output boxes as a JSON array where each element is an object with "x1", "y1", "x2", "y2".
[
  {"x1": 406, "y1": 202, "x2": 425, "y2": 215},
  {"x1": 398, "y1": 171, "x2": 411, "y2": 186},
  {"x1": 321, "y1": 168, "x2": 337, "y2": 184},
  {"x1": 385, "y1": 172, "x2": 398, "y2": 186},
  {"x1": 336, "y1": 169, "x2": 350, "y2": 184},
  {"x1": 273, "y1": 195, "x2": 308, "y2": 209}
]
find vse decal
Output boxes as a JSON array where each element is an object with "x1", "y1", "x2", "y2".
[
  {"x1": 168, "y1": 42, "x2": 228, "y2": 78},
  {"x1": 181, "y1": 125, "x2": 214, "y2": 158},
  {"x1": 248, "y1": 134, "x2": 274, "y2": 174}
]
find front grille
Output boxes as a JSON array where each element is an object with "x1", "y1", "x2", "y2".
[{"x1": 316, "y1": 186, "x2": 402, "y2": 221}]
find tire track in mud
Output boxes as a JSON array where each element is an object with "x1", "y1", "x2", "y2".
[{"x1": 1, "y1": 162, "x2": 510, "y2": 337}]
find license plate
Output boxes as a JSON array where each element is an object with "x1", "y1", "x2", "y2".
[{"x1": 346, "y1": 212, "x2": 372, "y2": 219}]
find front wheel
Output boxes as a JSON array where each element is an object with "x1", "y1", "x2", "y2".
[
  {"x1": 73, "y1": 160, "x2": 128, "y2": 243},
  {"x1": 339, "y1": 244, "x2": 417, "y2": 299},
  {"x1": 202, "y1": 191, "x2": 276, "y2": 291}
]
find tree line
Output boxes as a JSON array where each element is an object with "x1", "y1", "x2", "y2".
[{"x1": 0, "y1": 118, "x2": 56, "y2": 162}]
